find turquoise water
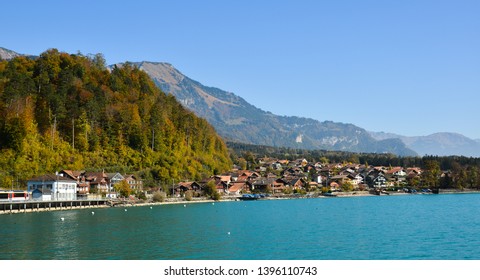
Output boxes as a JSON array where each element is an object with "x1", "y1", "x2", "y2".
[{"x1": 2, "y1": 194, "x2": 480, "y2": 259}]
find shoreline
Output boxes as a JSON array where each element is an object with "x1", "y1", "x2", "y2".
[{"x1": 2, "y1": 189, "x2": 480, "y2": 215}]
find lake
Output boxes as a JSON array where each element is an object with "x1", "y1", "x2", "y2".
[{"x1": 2, "y1": 193, "x2": 480, "y2": 259}]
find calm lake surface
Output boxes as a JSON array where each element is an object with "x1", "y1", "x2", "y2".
[{"x1": 2, "y1": 193, "x2": 480, "y2": 260}]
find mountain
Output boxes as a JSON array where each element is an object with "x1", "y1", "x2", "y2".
[
  {"x1": 0, "y1": 47, "x2": 23, "y2": 60},
  {"x1": 134, "y1": 61, "x2": 417, "y2": 156},
  {"x1": 370, "y1": 131, "x2": 480, "y2": 157},
  {"x1": 0, "y1": 47, "x2": 37, "y2": 60}
]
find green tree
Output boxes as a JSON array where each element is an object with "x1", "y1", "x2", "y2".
[
  {"x1": 204, "y1": 180, "x2": 220, "y2": 200},
  {"x1": 238, "y1": 158, "x2": 247, "y2": 170},
  {"x1": 467, "y1": 166, "x2": 479, "y2": 189},
  {"x1": 341, "y1": 181, "x2": 354, "y2": 192},
  {"x1": 115, "y1": 179, "x2": 131, "y2": 198},
  {"x1": 422, "y1": 160, "x2": 441, "y2": 188}
]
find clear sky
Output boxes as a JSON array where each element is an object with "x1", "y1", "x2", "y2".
[{"x1": 2, "y1": 0, "x2": 479, "y2": 139}]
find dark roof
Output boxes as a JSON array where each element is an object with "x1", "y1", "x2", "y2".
[
  {"x1": 32, "y1": 188, "x2": 52, "y2": 194},
  {"x1": 28, "y1": 174, "x2": 77, "y2": 183}
]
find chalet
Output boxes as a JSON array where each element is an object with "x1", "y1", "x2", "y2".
[
  {"x1": 407, "y1": 167, "x2": 422, "y2": 177},
  {"x1": 282, "y1": 167, "x2": 303, "y2": 177},
  {"x1": 59, "y1": 170, "x2": 84, "y2": 181},
  {"x1": 329, "y1": 181, "x2": 341, "y2": 192},
  {"x1": 227, "y1": 182, "x2": 250, "y2": 195},
  {"x1": 238, "y1": 171, "x2": 261, "y2": 179},
  {"x1": 107, "y1": 173, "x2": 125, "y2": 189},
  {"x1": 176, "y1": 181, "x2": 202, "y2": 194},
  {"x1": 272, "y1": 178, "x2": 287, "y2": 194},
  {"x1": 271, "y1": 161, "x2": 283, "y2": 170},
  {"x1": 59, "y1": 170, "x2": 89, "y2": 197},
  {"x1": 347, "y1": 173, "x2": 364, "y2": 186},
  {"x1": 77, "y1": 180, "x2": 90, "y2": 197},
  {"x1": 28, "y1": 174, "x2": 77, "y2": 201},
  {"x1": 372, "y1": 174, "x2": 387, "y2": 189},
  {"x1": 84, "y1": 172, "x2": 109, "y2": 194},
  {"x1": 252, "y1": 178, "x2": 275, "y2": 192},
  {"x1": 289, "y1": 178, "x2": 306, "y2": 190},
  {"x1": 124, "y1": 174, "x2": 142, "y2": 190},
  {"x1": 340, "y1": 168, "x2": 356, "y2": 176},
  {"x1": 308, "y1": 181, "x2": 319, "y2": 191},
  {"x1": 215, "y1": 175, "x2": 232, "y2": 185},
  {"x1": 386, "y1": 167, "x2": 407, "y2": 177},
  {"x1": 330, "y1": 175, "x2": 349, "y2": 185}
]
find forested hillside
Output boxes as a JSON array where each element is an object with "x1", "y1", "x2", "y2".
[{"x1": 0, "y1": 49, "x2": 231, "y2": 188}]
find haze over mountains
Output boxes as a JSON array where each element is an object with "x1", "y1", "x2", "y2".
[
  {"x1": 2, "y1": 47, "x2": 479, "y2": 157},
  {"x1": 369, "y1": 131, "x2": 480, "y2": 157},
  {"x1": 137, "y1": 61, "x2": 416, "y2": 156},
  {"x1": 134, "y1": 61, "x2": 480, "y2": 158}
]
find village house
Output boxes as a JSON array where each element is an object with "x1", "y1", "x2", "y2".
[
  {"x1": 227, "y1": 181, "x2": 250, "y2": 195},
  {"x1": 28, "y1": 174, "x2": 77, "y2": 201},
  {"x1": 175, "y1": 181, "x2": 202, "y2": 195},
  {"x1": 124, "y1": 174, "x2": 143, "y2": 191},
  {"x1": 59, "y1": 170, "x2": 89, "y2": 197},
  {"x1": 84, "y1": 171, "x2": 109, "y2": 194},
  {"x1": 252, "y1": 177, "x2": 275, "y2": 192},
  {"x1": 289, "y1": 178, "x2": 306, "y2": 191},
  {"x1": 272, "y1": 178, "x2": 287, "y2": 194},
  {"x1": 372, "y1": 173, "x2": 388, "y2": 189}
]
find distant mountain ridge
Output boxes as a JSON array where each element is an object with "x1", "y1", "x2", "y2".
[
  {"x1": 0, "y1": 47, "x2": 37, "y2": 60},
  {"x1": 369, "y1": 131, "x2": 480, "y2": 157},
  {"x1": 134, "y1": 61, "x2": 417, "y2": 156},
  {"x1": 0, "y1": 47, "x2": 23, "y2": 60}
]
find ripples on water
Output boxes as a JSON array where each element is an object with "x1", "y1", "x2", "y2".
[{"x1": 1, "y1": 194, "x2": 480, "y2": 259}]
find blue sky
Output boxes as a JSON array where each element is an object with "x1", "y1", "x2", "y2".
[{"x1": 2, "y1": 0, "x2": 480, "y2": 139}]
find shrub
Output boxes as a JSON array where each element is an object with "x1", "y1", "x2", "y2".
[
  {"x1": 136, "y1": 191, "x2": 147, "y2": 200},
  {"x1": 152, "y1": 191, "x2": 165, "y2": 202},
  {"x1": 212, "y1": 191, "x2": 221, "y2": 201},
  {"x1": 283, "y1": 187, "x2": 293, "y2": 195},
  {"x1": 185, "y1": 190, "x2": 193, "y2": 201}
]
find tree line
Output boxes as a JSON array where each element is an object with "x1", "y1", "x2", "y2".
[{"x1": 228, "y1": 141, "x2": 480, "y2": 189}]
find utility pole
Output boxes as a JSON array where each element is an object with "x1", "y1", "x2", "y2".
[
  {"x1": 51, "y1": 116, "x2": 56, "y2": 150},
  {"x1": 72, "y1": 118, "x2": 75, "y2": 151},
  {"x1": 151, "y1": 128, "x2": 154, "y2": 151}
]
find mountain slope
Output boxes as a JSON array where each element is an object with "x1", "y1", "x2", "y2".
[
  {"x1": 0, "y1": 47, "x2": 36, "y2": 60},
  {"x1": 370, "y1": 131, "x2": 480, "y2": 157},
  {"x1": 0, "y1": 47, "x2": 23, "y2": 60},
  {"x1": 136, "y1": 62, "x2": 417, "y2": 156}
]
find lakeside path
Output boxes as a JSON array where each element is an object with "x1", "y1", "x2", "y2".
[{"x1": 2, "y1": 189, "x2": 480, "y2": 215}]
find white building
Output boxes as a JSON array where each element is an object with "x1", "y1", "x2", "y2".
[{"x1": 27, "y1": 174, "x2": 77, "y2": 201}]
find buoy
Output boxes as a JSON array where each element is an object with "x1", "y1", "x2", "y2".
[
  {"x1": 124, "y1": 209, "x2": 127, "y2": 212},
  {"x1": 184, "y1": 205, "x2": 186, "y2": 207},
  {"x1": 150, "y1": 206, "x2": 153, "y2": 209},
  {"x1": 212, "y1": 203, "x2": 215, "y2": 205},
  {"x1": 91, "y1": 211, "x2": 95, "y2": 215},
  {"x1": 227, "y1": 232, "x2": 231, "y2": 235},
  {"x1": 60, "y1": 217, "x2": 64, "y2": 221}
]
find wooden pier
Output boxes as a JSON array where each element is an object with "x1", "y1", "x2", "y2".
[{"x1": 0, "y1": 199, "x2": 110, "y2": 214}]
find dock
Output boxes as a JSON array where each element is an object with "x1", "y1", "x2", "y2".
[{"x1": 0, "y1": 199, "x2": 110, "y2": 214}]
